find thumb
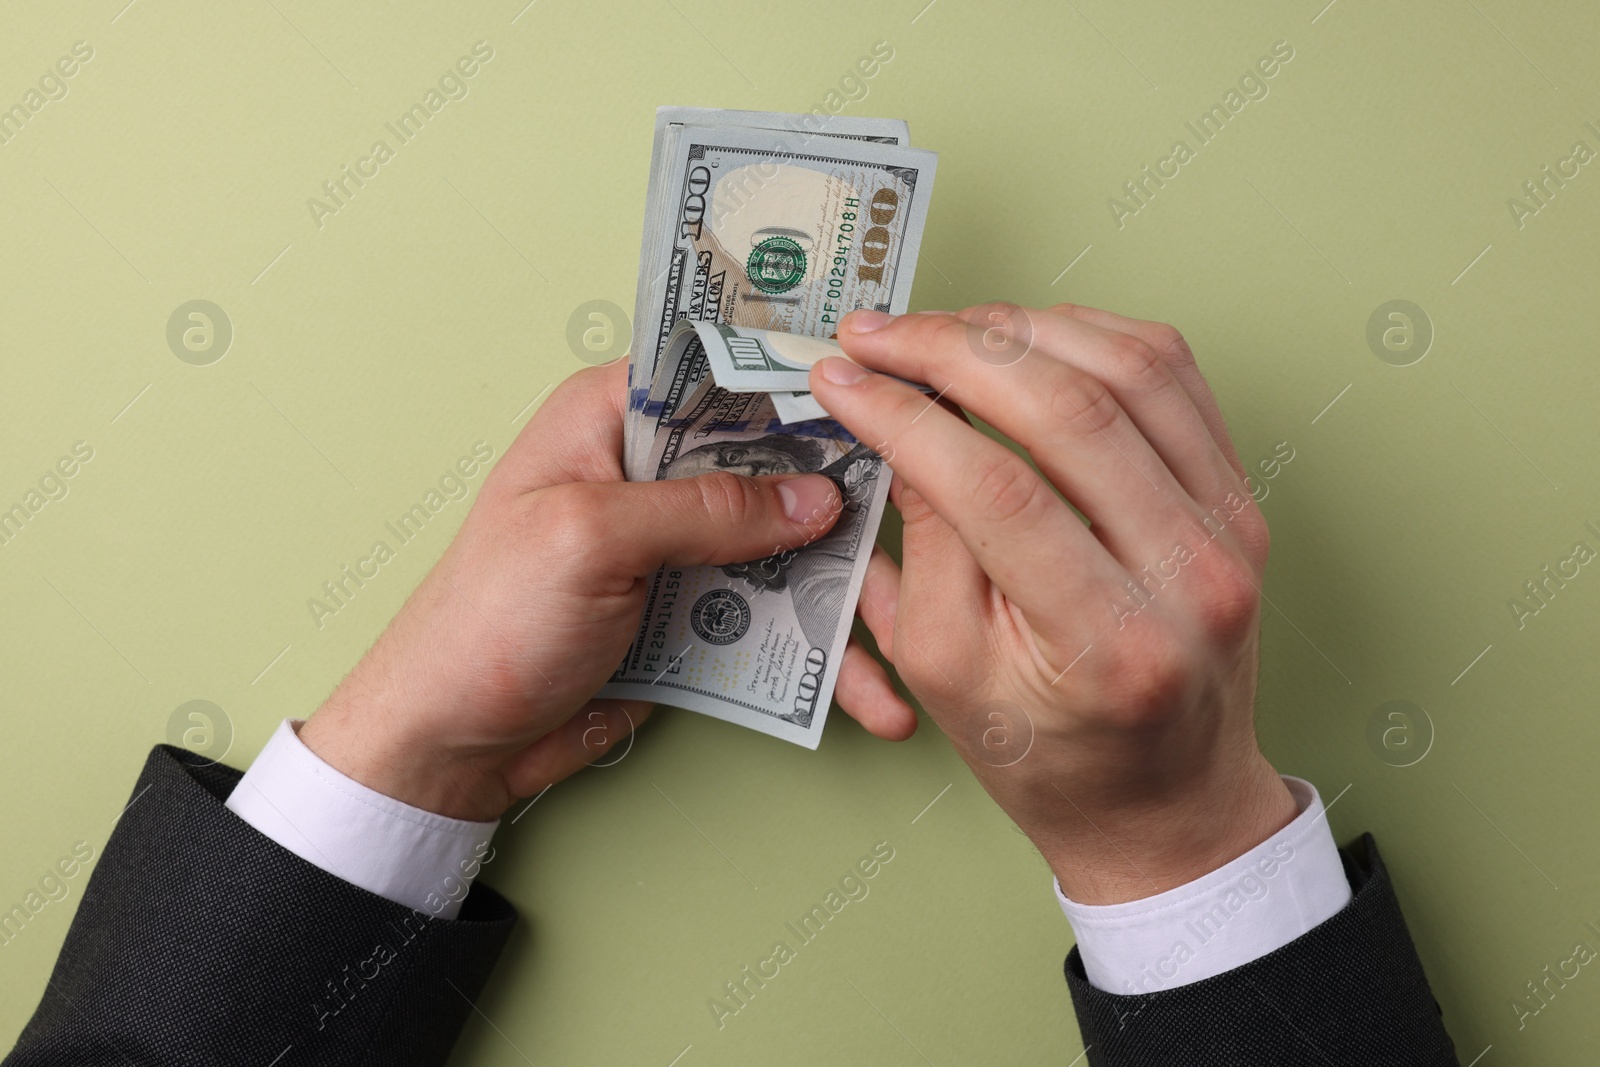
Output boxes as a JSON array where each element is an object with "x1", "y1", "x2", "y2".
[{"x1": 596, "y1": 471, "x2": 842, "y2": 574}]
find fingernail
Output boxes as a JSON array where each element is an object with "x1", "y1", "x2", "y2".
[
  {"x1": 776, "y1": 474, "x2": 839, "y2": 524},
  {"x1": 818, "y1": 356, "x2": 870, "y2": 386},
  {"x1": 846, "y1": 310, "x2": 894, "y2": 333},
  {"x1": 911, "y1": 309, "x2": 952, "y2": 315}
]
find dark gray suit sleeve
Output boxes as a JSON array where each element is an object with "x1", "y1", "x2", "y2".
[
  {"x1": 6, "y1": 745, "x2": 1459, "y2": 1065},
  {"x1": 1064, "y1": 834, "x2": 1460, "y2": 1065},
  {"x1": 5, "y1": 745, "x2": 517, "y2": 1067}
]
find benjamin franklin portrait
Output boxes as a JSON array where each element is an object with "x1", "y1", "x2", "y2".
[{"x1": 661, "y1": 434, "x2": 880, "y2": 665}]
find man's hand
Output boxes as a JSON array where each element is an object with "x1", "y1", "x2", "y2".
[
  {"x1": 298, "y1": 359, "x2": 916, "y2": 823},
  {"x1": 810, "y1": 303, "x2": 1298, "y2": 905}
]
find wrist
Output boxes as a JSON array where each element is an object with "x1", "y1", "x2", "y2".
[
  {"x1": 299, "y1": 696, "x2": 513, "y2": 823},
  {"x1": 1036, "y1": 754, "x2": 1297, "y2": 905}
]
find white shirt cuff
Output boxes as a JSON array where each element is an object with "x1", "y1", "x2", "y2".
[
  {"x1": 1055, "y1": 776, "x2": 1351, "y2": 994},
  {"x1": 223, "y1": 719, "x2": 499, "y2": 920}
]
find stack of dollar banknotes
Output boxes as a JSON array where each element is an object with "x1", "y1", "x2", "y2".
[{"x1": 596, "y1": 107, "x2": 938, "y2": 748}]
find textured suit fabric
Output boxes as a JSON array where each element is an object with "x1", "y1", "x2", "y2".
[
  {"x1": 7, "y1": 748, "x2": 1457, "y2": 1066},
  {"x1": 5, "y1": 746, "x2": 516, "y2": 1067},
  {"x1": 1064, "y1": 834, "x2": 1460, "y2": 1065}
]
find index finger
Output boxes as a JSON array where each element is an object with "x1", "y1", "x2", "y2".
[
  {"x1": 491, "y1": 360, "x2": 630, "y2": 495},
  {"x1": 807, "y1": 355, "x2": 1124, "y2": 638},
  {"x1": 1040, "y1": 302, "x2": 1248, "y2": 483}
]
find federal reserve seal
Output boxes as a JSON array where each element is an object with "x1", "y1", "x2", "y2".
[
  {"x1": 690, "y1": 589, "x2": 752, "y2": 645},
  {"x1": 746, "y1": 236, "x2": 807, "y2": 294}
]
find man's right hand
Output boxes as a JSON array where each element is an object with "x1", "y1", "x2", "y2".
[
  {"x1": 811, "y1": 303, "x2": 1299, "y2": 905},
  {"x1": 298, "y1": 358, "x2": 916, "y2": 826}
]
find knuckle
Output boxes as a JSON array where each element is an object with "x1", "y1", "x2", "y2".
[
  {"x1": 1096, "y1": 631, "x2": 1193, "y2": 729},
  {"x1": 1105, "y1": 334, "x2": 1168, "y2": 395},
  {"x1": 1150, "y1": 323, "x2": 1195, "y2": 370},
  {"x1": 1228, "y1": 504, "x2": 1272, "y2": 566},
  {"x1": 895, "y1": 481, "x2": 940, "y2": 526},
  {"x1": 694, "y1": 470, "x2": 759, "y2": 527},
  {"x1": 1044, "y1": 372, "x2": 1121, "y2": 438},
  {"x1": 928, "y1": 314, "x2": 976, "y2": 352},
  {"x1": 547, "y1": 363, "x2": 607, "y2": 409},
  {"x1": 1205, "y1": 489, "x2": 1271, "y2": 567},
  {"x1": 963, "y1": 302, "x2": 1031, "y2": 355},
  {"x1": 970, "y1": 452, "x2": 1050, "y2": 526},
  {"x1": 969, "y1": 300, "x2": 1024, "y2": 323},
  {"x1": 1188, "y1": 550, "x2": 1261, "y2": 639},
  {"x1": 872, "y1": 315, "x2": 965, "y2": 380},
  {"x1": 566, "y1": 362, "x2": 611, "y2": 392}
]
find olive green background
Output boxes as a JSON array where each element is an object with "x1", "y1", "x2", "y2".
[{"x1": 3, "y1": 0, "x2": 1598, "y2": 1062}]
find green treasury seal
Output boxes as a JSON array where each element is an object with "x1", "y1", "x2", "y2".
[
  {"x1": 690, "y1": 589, "x2": 752, "y2": 645},
  {"x1": 746, "y1": 236, "x2": 807, "y2": 294}
]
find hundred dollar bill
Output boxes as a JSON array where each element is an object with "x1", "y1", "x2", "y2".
[
  {"x1": 692, "y1": 321, "x2": 842, "y2": 392},
  {"x1": 625, "y1": 123, "x2": 937, "y2": 478},
  {"x1": 654, "y1": 107, "x2": 909, "y2": 145},
  {"x1": 768, "y1": 390, "x2": 829, "y2": 425},
  {"x1": 629, "y1": 116, "x2": 910, "y2": 400},
  {"x1": 625, "y1": 111, "x2": 913, "y2": 476},
  {"x1": 598, "y1": 378, "x2": 890, "y2": 748},
  {"x1": 667, "y1": 318, "x2": 936, "y2": 400}
]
